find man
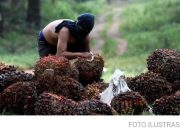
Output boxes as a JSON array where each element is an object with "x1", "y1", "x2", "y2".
[{"x1": 37, "y1": 13, "x2": 95, "y2": 59}]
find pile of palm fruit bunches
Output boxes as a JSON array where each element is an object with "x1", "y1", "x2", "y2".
[{"x1": 0, "y1": 49, "x2": 179, "y2": 115}]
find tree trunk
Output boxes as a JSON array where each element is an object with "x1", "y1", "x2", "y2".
[
  {"x1": 0, "y1": 2, "x2": 4, "y2": 37},
  {"x1": 11, "y1": 0, "x2": 20, "y2": 7},
  {"x1": 107, "y1": 0, "x2": 111, "y2": 4},
  {"x1": 26, "y1": 0, "x2": 41, "y2": 28}
]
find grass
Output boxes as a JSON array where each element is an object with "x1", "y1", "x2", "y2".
[
  {"x1": 121, "y1": 0, "x2": 180, "y2": 55},
  {"x1": 0, "y1": 50, "x2": 38, "y2": 69},
  {"x1": 102, "y1": 53, "x2": 148, "y2": 82}
]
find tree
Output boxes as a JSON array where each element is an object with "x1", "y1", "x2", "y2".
[
  {"x1": 0, "y1": 1, "x2": 4, "y2": 36},
  {"x1": 11, "y1": 0, "x2": 20, "y2": 7},
  {"x1": 107, "y1": 0, "x2": 111, "y2": 4},
  {"x1": 26, "y1": 0, "x2": 41, "y2": 28}
]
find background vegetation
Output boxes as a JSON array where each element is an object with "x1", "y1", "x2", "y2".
[
  {"x1": 0, "y1": 0, "x2": 179, "y2": 81},
  {"x1": 121, "y1": 0, "x2": 180, "y2": 55}
]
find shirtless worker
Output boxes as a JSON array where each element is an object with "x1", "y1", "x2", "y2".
[{"x1": 37, "y1": 13, "x2": 95, "y2": 59}]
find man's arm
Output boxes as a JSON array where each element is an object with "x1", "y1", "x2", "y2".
[{"x1": 56, "y1": 27, "x2": 91, "y2": 59}]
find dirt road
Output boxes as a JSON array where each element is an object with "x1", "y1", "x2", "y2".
[{"x1": 90, "y1": 4, "x2": 128, "y2": 55}]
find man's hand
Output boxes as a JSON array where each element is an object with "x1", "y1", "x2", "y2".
[{"x1": 80, "y1": 52, "x2": 92, "y2": 59}]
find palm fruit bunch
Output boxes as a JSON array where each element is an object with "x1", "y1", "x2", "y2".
[
  {"x1": 35, "y1": 69, "x2": 56, "y2": 94},
  {"x1": 53, "y1": 76, "x2": 86, "y2": 101},
  {"x1": 34, "y1": 56, "x2": 78, "y2": 80},
  {"x1": 0, "y1": 63, "x2": 16, "y2": 74},
  {"x1": 35, "y1": 92, "x2": 78, "y2": 115},
  {"x1": 75, "y1": 100, "x2": 117, "y2": 115},
  {"x1": 0, "y1": 81, "x2": 37, "y2": 114},
  {"x1": 0, "y1": 64, "x2": 34, "y2": 92},
  {"x1": 0, "y1": 62, "x2": 3, "y2": 66},
  {"x1": 0, "y1": 93, "x2": 3, "y2": 113},
  {"x1": 110, "y1": 91, "x2": 148, "y2": 115},
  {"x1": 85, "y1": 81, "x2": 108, "y2": 99},
  {"x1": 36, "y1": 69, "x2": 86, "y2": 101},
  {"x1": 172, "y1": 80, "x2": 180, "y2": 93},
  {"x1": 73, "y1": 54, "x2": 104, "y2": 86},
  {"x1": 126, "y1": 71, "x2": 172, "y2": 103},
  {"x1": 147, "y1": 49, "x2": 180, "y2": 83},
  {"x1": 152, "y1": 91, "x2": 180, "y2": 115},
  {"x1": 69, "y1": 64, "x2": 79, "y2": 81}
]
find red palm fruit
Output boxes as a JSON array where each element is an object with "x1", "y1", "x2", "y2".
[
  {"x1": 35, "y1": 69, "x2": 56, "y2": 95},
  {"x1": 0, "y1": 63, "x2": 34, "y2": 92},
  {"x1": 172, "y1": 80, "x2": 180, "y2": 93},
  {"x1": 0, "y1": 81, "x2": 37, "y2": 115},
  {"x1": 36, "y1": 69, "x2": 86, "y2": 101},
  {"x1": 35, "y1": 92, "x2": 78, "y2": 115},
  {"x1": 75, "y1": 99, "x2": 117, "y2": 115},
  {"x1": 34, "y1": 56, "x2": 78, "y2": 80},
  {"x1": 0, "y1": 63, "x2": 17, "y2": 74},
  {"x1": 0, "y1": 93, "x2": 3, "y2": 113},
  {"x1": 147, "y1": 49, "x2": 180, "y2": 83},
  {"x1": 152, "y1": 91, "x2": 180, "y2": 115},
  {"x1": 111, "y1": 91, "x2": 148, "y2": 115},
  {"x1": 54, "y1": 76, "x2": 87, "y2": 101},
  {"x1": 126, "y1": 71, "x2": 172, "y2": 104},
  {"x1": 73, "y1": 54, "x2": 104, "y2": 86},
  {"x1": 85, "y1": 81, "x2": 108, "y2": 99}
]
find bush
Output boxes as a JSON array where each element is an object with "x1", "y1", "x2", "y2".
[{"x1": 121, "y1": 0, "x2": 180, "y2": 55}]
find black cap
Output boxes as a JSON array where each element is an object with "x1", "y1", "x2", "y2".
[{"x1": 76, "y1": 13, "x2": 95, "y2": 36}]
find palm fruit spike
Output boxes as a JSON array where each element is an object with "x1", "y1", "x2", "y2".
[
  {"x1": 172, "y1": 80, "x2": 180, "y2": 93},
  {"x1": 85, "y1": 81, "x2": 108, "y2": 99},
  {"x1": 0, "y1": 70, "x2": 34, "y2": 92},
  {"x1": 152, "y1": 91, "x2": 180, "y2": 115},
  {"x1": 73, "y1": 54, "x2": 104, "y2": 86},
  {"x1": 0, "y1": 81, "x2": 37, "y2": 115},
  {"x1": 35, "y1": 69, "x2": 55, "y2": 94},
  {"x1": 75, "y1": 100, "x2": 117, "y2": 115},
  {"x1": 147, "y1": 49, "x2": 180, "y2": 83},
  {"x1": 34, "y1": 56, "x2": 78, "y2": 80},
  {"x1": 0, "y1": 63, "x2": 34, "y2": 92},
  {"x1": 111, "y1": 91, "x2": 148, "y2": 115},
  {"x1": 35, "y1": 92, "x2": 78, "y2": 115},
  {"x1": 54, "y1": 76, "x2": 86, "y2": 101},
  {"x1": 0, "y1": 93, "x2": 3, "y2": 113},
  {"x1": 0, "y1": 62, "x2": 4, "y2": 66},
  {"x1": 69, "y1": 64, "x2": 79, "y2": 81},
  {"x1": 0, "y1": 64, "x2": 17, "y2": 74},
  {"x1": 126, "y1": 71, "x2": 172, "y2": 104},
  {"x1": 36, "y1": 69, "x2": 86, "y2": 101}
]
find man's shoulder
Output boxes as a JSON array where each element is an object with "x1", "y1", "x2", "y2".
[
  {"x1": 58, "y1": 27, "x2": 70, "y2": 37},
  {"x1": 60, "y1": 26, "x2": 70, "y2": 32}
]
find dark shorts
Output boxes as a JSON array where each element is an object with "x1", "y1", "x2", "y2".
[{"x1": 38, "y1": 31, "x2": 57, "y2": 58}]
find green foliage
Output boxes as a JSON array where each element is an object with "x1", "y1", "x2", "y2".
[
  {"x1": 102, "y1": 38, "x2": 118, "y2": 58},
  {"x1": 100, "y1": 11, "x2": 117, "y2": 58},
  {"x1": 41, "y1": 0, "x2": 76, "y2": 25},
  {"x1": 41, "y1": 0, "x2": 106, "y2": 26},
  {"x1": 0, "y1": 31, "x2": 37, "y2": 54},
  {"x1": 1, "y1": 0, "x2": 27, "y2": 32},
  {"x1": 73, "y1": 0, "x2": 106, "y2": 15},
  {"x1": 121, "y1": 0, "x2": 180, "y2": 55}
]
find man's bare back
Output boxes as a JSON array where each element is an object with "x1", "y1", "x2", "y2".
[{"x1": 42, "y1": 19, "x2": 76, "y2": 46}]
